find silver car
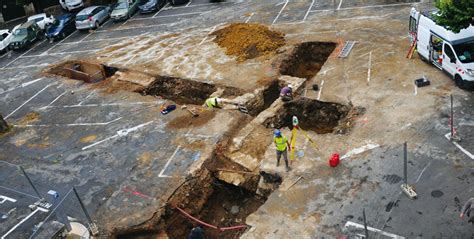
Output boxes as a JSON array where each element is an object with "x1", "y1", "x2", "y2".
[{"x1": 75, "y1": 6, "x2": 111, "y2": 30}]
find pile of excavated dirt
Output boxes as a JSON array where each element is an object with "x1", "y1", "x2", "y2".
[{"x1": 211, "y1": 23, "x2": 285, "y2": 62}]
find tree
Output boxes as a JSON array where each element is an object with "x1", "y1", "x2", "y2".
[{"x1": 434, "y1": 0, "x2": 474, "y2": 33}]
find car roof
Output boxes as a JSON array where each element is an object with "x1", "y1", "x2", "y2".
[
  {"x1": 28, "y1": 13, "x2": 47, "y2": 19},
  {"x1": 78, "y1": 6, "x2": 102, "y2": 15}
]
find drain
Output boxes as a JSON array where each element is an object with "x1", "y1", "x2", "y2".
[
  {"x1": 265, "y1": 98, "x2": 351, "y2": 134},
  {"x1": 278, "y1": 42, "x2": 336, "y2": 80}
]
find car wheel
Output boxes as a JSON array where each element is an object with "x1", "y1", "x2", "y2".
[
  {"x1": 455, "y1": 75, "x2": 465, "y2": 89},
  {"x1": 94, "y1": 21, "x2": 99, "y2": 30},
  {"x1": 62, "y1": 32, "x2": 66, "y2": 39}
]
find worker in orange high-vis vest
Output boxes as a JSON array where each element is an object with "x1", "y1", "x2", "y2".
[{"x1": 274, "y1": 129, "x2": 291, "y2": 172}]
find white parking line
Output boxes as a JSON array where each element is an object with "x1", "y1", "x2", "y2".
[
  {"x1": 199, "y1": 25, "x2": 218, "y2": 45},
  {"x1": 154, "y1": 11, "x2": 204, "y2": 19},
  {"x1": 367, "y1": 50, "x2": 372, "y2": 83},
  {"x1": 345, "y1": 221, "x2": 405, "y2": 239},
  {"x1": 245, "y1": 12, "x2": 254, "y2": 23},
  {"x1": 5, "y1": 83, "x2": 55, "y2": 119},
  {"x1": 1, "y1": 207, "x2": 49, "y2": 239},
  {"x1": 81, "y1": 121, "x2": 154, "y2": 150},
  {"x1": 0, "y1": 195, "x2": 17, "y2": 204},
  {"x1": 444, "y1": 133, "x2": 474, "y2": 160},
  {"x1": 59, "y1": 36, "x2": 130, "y2": 45},
  {"x1": 97, "y1": 22, "x2": 168, "y2": 32},
  {"x1": 317, "y1": 79, "x2": 324, "y2": 100},
  {"x1": 153, "y1": 2, "x2": 170, "y2": 18},
  {"x1": 42, "y1": 91, "x2": 67, "y2": 108},
  {"x1": 309, "y1": 2, "x2": 418, "y2": 13},
  {"x1": 272, "y1": 0, "x2": 289, "y2": 25},
  {"x1": 185, "y1": 0, "x2": 192, "y2": 7},
  {"x1": 0, "y1": 78, "x2": 44, "y2": 96},
  {"x1": 159, "y1": 145, "x2": 181, "y2": 178},
  {"x1": 14, "y1": 117, "x2": 122, "y2": 128},
  {"x1": 1, "y1": 39, "x2": 46, "y2": 70},
  {"x1": 302, "y1": 0, "x2": 315, "y2": 22},
  {"x1": 0, "y1": 186, "x2": 39, "y2": 199},
  {"x1": 337, "y1": 0, "x2": 343, "y2": 10},
  {"x1": 41, "y1": 101, "x2": 160, "y2": 108},
  {"x1": 20, "y1": 49, "x2": 99, "y2": 58},
  {"x1": 0, "y1": 64, "x2": 51, "y2": 70}
]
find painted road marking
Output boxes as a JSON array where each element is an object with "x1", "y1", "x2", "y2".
[
  {"x1": 13, "y1": 117, "x2": 122, "y2": 128},
  {"x1": 341, "y1": 143, "x2": 380, "y2": 160},
  {"x1": 0, "y1": 195, "x2": 17, "y2": 204},
  {"x1": 0, "y1": 64, "x2": 51, "y2": 70},
  {"x1": 0, "y1": 78, "x2": 44, "y2": 96},
  {"x1": 42, "y1": 91, "x2": 67, "y2": 109},
  {"x1": 59, "y1": 36, "x2": 129, "y2": 45},
  {"x1": 82, "y1": 121, "x2": 154, "y2": 150},
  {"x1": 0, "y1": 186, "x2": 39, "y2": 199},
  {"x1": 1, "y1": 207, "x2": 49, "y2": 239},
  {"x1": 199, "y1": 25, "x2": 218, "y2": 45},
  {"x1": 159, "y1": 146, "x2": 181, "y2": 178},
  {"x1": 1, "y1": 39, "x2": 46, "y2": 70},
  {"x1": 337, "y1": 0, "x2": 343, "y2": 10},
  {"x1": 245, "y1": 13, "x2": 254, "y2": 23},
  {"x1": 302, "y1": 0, "x2": 315, "y2": 22},
  {"x1": 309, "y1": 2, "x2": 419, "y2": 13},
  {"x1": 345, "y1": 221, "x2": 405, "y2": 239},
  {"x1": 444, "y1": 133, "x2": 474, "y2": 160},
  {"x1": 40, "y1": 101, "x2": 161, "y2": 109},
  {"x1": 272, "y1": 0, "x2": 289, "y2": 25},
  {"x1": 153, "y1": 2, "x2": 170, "y2": 18},
  {"x1": 4, "y1": 83, "x2": 55, "y2": 119},
  {"x1": 367, "y1": 50, "x2": 372, "y2": 84},
  {"x1": 317, "y1": 79, "x2": 324, "y2": 100}
]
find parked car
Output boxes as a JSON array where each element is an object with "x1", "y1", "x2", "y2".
[
  {"x1": 169, "y1": 0, "x2": 189, "y2": 5},
  {"x1": 59, "y1": 0, "x2": 85, "y2": 11},
  {"x1": 139, "y1": 0, "x2": 167, "y2": 14},
  {"x1": 27, "y1": 13, "x2": 55, "y2": 30},
  {"x1": 111, "y1": 0, "x2": 141, "y2": 21},
  {"x1": 8, "y1": 21, "x2": 43, "y2": 50},
  {"x1": 0, "y1": 29, "x2": 13, "y2": 53},
  {"x1": 46, "y1": 14, "x2": 76, "y2": 41},
  {"x1": 75, "y1": 6, "x2": 111, "y2": 30}
]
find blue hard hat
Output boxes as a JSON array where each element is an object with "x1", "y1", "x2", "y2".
[{"x1": 274, "y1": 129, "x2": 281, "y2": 136}]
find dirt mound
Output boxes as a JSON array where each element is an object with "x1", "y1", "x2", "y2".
[{"x1": 211, "y1": 23, "x2": 285, "y2": 62}]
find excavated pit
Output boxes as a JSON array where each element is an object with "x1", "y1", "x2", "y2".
[
  {"x1": 265, "y1": 98, "x2": 352, "y2": 134},
  {"x1": 141, "y1": 76, "x2": 244, "y2": 105},
  {"x1": 246, "y1": 80, "x2": 284, "y2": 116},
  {"x1": 279, "y1": 42, "x2": 336, "y2": 80},
  {"x1": 46, "y1": 60, "x2": 118, "y2": 83}
]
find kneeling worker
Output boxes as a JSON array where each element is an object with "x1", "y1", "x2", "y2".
[
  {"x1": 204, "y1": 97, "x2": 242, "y2": 111},
  {"x1": 274, "y1": 129, "x2": 290, "y2": 172},
  {"x1": 280, "y1": 84, "x2": 293, "y2": 102}
]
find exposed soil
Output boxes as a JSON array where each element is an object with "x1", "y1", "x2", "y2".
[
  {"x1": 265, "y1": 98, "x2": 352, "y2": 134},
  {"x1": 278, "y1": 42, "x2": 336, "y2": 80},
  {"x1": 211, "y1": 23, "x2": 286, "y2": 62},
  {"x1": 142, "y1": 76, "x2": 243, "y2": 105},
  {"x1": 167, "y1": 110, "x2": 217, "y2": 129},
  {"x1": 246, "y1": 80, "x2": 284, "y2": 116},
  {"x1": 45, "y1": 60, "x2": 117, "y2": 83},
  {"x1": 15, "y1": 112, "x2": 40, "y2": 125}
]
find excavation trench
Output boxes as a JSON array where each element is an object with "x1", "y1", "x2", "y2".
[
  {"x1": 265, "y1": 98, "x2": 353, "y2": 134},
  {"x1": 279, "y1": 41, "x2": 336, "y2": 80}
]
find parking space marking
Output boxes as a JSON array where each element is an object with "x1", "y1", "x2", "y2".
[
  {"x1": 0, "y1": 186, "x2": 39, "y2": 199},
  {"x1": 159, "y1": 146, "x2": 181, "y2": 178},
  {"x1": 367, "y1": 50, "x2": 372, "y2": 84},
  {"x1": 0, "y1": 195, "x2": 17, "y2": 204},
  {"x1": 19, "y1": 49, "x2": 99, "y2": 58},
  {"x1": 186, "y1": 0, "x2": 192, "y2": 7},
  {"x1": 245, "y1": 13, "x2": 254, "y2": 23},
  {"x1": 0, "y1": 78, "x2": 44, "y2": 96},
  {"x1": 81, "y1": 121, "x2": 154, "y2": 150},
  {"x1": 272, "y1": 0, "x2": 289, "y2": 25},
  {"x1": 302, "y1": 0, "x2": 315, "y2": 22},
  {"x1": 317, "y1": 80, "x2": 324, "y2": 100},
  {"x1": 1, "y1": 207, "x2": 49, "y2": 239},
  {"x1": 14, "y1": 117, "x2": 122, "y2": 128},
  {"x1": 44, "y1": 101, "x2": 160, "y2": 108},
  {"x1": 153, "y1": 2, "x2": 170, "y2": 18},
  {"x1": 309, "y1": 2, "x2": 419, "y2": 13},
  {"x1": 59, "y1": 36, "x2": 130, "y2": 45},
  {"x1": 5, "y1": 83, "x2": 55, "y2": 119},
  {"x1": 1, "y1": 39, "x2": 46, "y2": 70},
  {"x1": 344, "y1": 221, "x2": 405, "y2": 239},
  {"x1": 99, "y1": 22, "x2": 167, "y2": 31},
  {"x1": 444, "y1": 133, "x2": 474, "y2": 160},
  {"x1": 337, "y1": 0, "x2": 343, "y2": 10},
  {"x1": 0, "y1": 64, "x2": 51, "y2": 70},
  {"x1": 199, "y1": 25, "x2": 218, "y2": 45},
  {"x1": 42, "y1": 91, "x2": 67, "y2": 109}
]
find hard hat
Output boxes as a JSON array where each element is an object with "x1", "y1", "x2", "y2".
[
  {"x1": 288, "y1": 84, "x2": 293, "y2": 89},
  {"x1": 274, "y1": 129, "x2": 281, "y2": 137}
]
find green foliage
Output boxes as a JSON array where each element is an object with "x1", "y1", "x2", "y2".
[{"x1": 434, "y1": 0, "x2": 474, "y2": 33}]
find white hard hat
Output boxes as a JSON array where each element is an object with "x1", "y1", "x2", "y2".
[{"x1": 288, "y1": 84, "x2": 293, "y2": 89}]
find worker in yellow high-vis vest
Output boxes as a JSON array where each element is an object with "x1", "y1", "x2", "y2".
[{"x1": 274, "y1": 129, "x2": 291, "y2": 172}]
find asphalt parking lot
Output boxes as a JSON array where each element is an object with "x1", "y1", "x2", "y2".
[{"x1": 0, "y1": 0, "x2": 473, "y2": 238}]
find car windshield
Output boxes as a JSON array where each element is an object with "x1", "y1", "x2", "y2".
[
  {"x1": 76, "y1": 15, "x2": 89, "y2": 21},
  {"x1": 453, "y1": 41, "x2": 474, "y2": 64},
  {"x1": 115, "y1": 2, "x2": 128, "y2": 9},
  {"x1": 13, "y1": 28, "x2": 27, "y2": 36},
  {"x1": 51, "y1": 19, "x2": 63, "y2": 27}
]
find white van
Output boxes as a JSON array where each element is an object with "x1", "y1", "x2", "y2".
[
  {"x1": 409, "y1": 7, "x2": 474, "y2": 89},
  {"x1": 59, "y1": 0, "x2": 84, "y2": 11}
]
